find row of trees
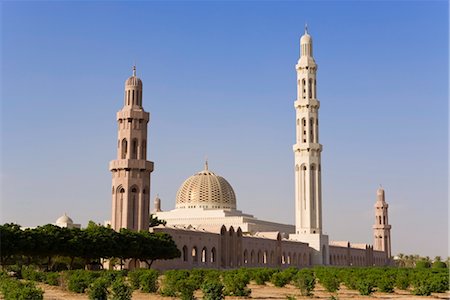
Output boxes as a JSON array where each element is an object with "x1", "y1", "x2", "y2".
[
  {"x1": 0, "y1": 221, "x2": 180, "y2": 270},
  {"x1": 395, "y1": 253, "x2": 449, "y2": 268}
]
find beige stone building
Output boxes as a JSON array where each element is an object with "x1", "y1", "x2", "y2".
[{"x1": 109, "y1": 28, "x2": 392, "y2": 270}]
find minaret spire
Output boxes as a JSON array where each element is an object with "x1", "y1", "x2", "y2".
[
  {"x1": 110, "y1": 68, "x2": 154, "y2": 232},
  {"x1": 290, "y1": 28, "x2": 329, "y2": 265},
  {"x1": 373, "y1": 187, "x2": 392, "y2": 261}
]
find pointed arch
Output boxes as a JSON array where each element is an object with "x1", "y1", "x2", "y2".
[
  {"x1": 182, "y1": 246, "x2": 188, "y2": 262},
  {"x1": 201, "y1": 247, "x2": 207, "y2": 263},
  {"x1": 121, "y1": 138, "x2": 128, "y2": 159}
]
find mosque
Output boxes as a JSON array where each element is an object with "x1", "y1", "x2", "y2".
[{"x1": 108, "y1": 28, "x2": 392, "y2": 270}]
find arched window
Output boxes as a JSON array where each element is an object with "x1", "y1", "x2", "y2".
[
  {"x1": 383, "y1": 216, "x2": 386, "y2": 225},
  {"x1": 282, "y1": 253, "x2": 286, "y2": 264},
  {"x1": 313, "y1": 79, "x2": 316, "y2": 98},
  {"x1": 263, "y1": 251, "x2": 267, "y2": 264},
  {"x1": 201, "y1": 247, "x2": 207, "y2": 263},
  {"x1": 302, "y1": 79, "x2": 306, "y2": 99},
  {"x1": 121, "y1": 139, "x2": 128, "y2": 159},
  {"x1": 302, "y1": 165, "x2": 307, "y2": 210},
  {"x1": 182, "y1": 246, "x2": 188, "y2": 262},
  {"x1": 211, "y1": 247, "x2": 216, "y2": 263},
  {"x1": 287, "y1": 253, "x2": 291, "y2": 265},
  {"x1": 131, "y1": 139, "x2": 138, "y2": 159},
  {"x1": 141, "y1": 141, "x2": 146, "y2": 159},
  {"x1": 308, "y1": 78, "x2": 312, "y2": 99},
  {"x1": 257, "y1": 250, "x2": 262, "y2": 264},
  {"x1": 130, "y1": 187, "x2": 138, "y2": 229},
  {"x1": 243, "y1": 250, "x2": 248, "y2": 264},
  {"x1": 250, "y1": 250, "x2": 255, "y2": 264},
  {"x1": 301, "y1": 118, "x2": 306, "y2": 143},
  {"x1": 192, "y1": 247, "x2": 198, "y2": 263},
  {"x1": 310, "y1": 118, "x2": 314, "y2": 143},
  {"x1": 270, "y1": 251, "x2": 275, "y2": 264},
  {"x1": 311, "y1": 165, "x2": 316, "y2": 211},
  {"x1": 116, "y1": 187, "x2": 125, "y2": 228}
]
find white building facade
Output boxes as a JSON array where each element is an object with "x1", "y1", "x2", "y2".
[{"x1": 108, "y1": 29, "x2": 391, "y2": 270}]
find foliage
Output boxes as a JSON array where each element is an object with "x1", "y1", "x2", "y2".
[
  {"x1": 110, "y1": 277, "x2": 132, "y2": 300},
  {"x1": 201, "y1": 279, "x2": 224, "y2": 300},
  {"x1": 44, "y1": 272, "x2": 60, "y2": 286},
  {"x1": 271, "y1": 271, "x2": 291, "y2": 287},
  {"x1": 432, "y1": 261, "x2": 447, "y2": 269},
  {"x1": 222, "y1": 270, "x2": 251, "y2": 296},
  {"x1": 252, "y1": 268, "x2": 276, "y2": 285},
  {"x1": 314, "y1": 267, "x2": 340, "y2": 292},
  {"x1": 377, "y1": 274, "x2": 395, "y2": 293},
  {"x1": 0, "y1": 275, "x2": 44, "y2": 300},
  {"x1": 292, "y1": 269, "x2": 315, "y2": 296},
  {"x1": 176, "y1": 278, "x2": 197, "y2": 300},
  {"x1": 160, "y1": 270, "x2": 190, "y2": 296},
  {"x1": 87, "y1": 277, "x2": 109, "y2": 300},
  {"x1": 415, "y1": 259, "x2": 431, "y2": 269},
  {"x1": 395, "y1": 270, "x2": 410, "y2": 290},
  {"x1": 149, "y1": 214, "x2": 167, "y2": 227},
  {"x1": 139, "y1": 269, "x2": 159, "y2": 293},
  {"x1": 0, "y1": 222, "x2": 180, "y2": 270},
  {"x1": 355, "y1": 276, "x2": 375, "y2": 295},
  {"x1": 66, "y1": 270, "x2": 101, "y2": 293}
]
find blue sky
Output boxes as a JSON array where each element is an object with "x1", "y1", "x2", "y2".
[{"x1": 1, "y1": 1, "x2": 448, "y2": 258}]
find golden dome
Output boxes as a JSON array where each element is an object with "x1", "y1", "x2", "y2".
[{"x1": 176, "y1": 162, "x2": 236, "y2": 210}]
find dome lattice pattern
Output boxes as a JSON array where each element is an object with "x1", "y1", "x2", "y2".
[{"x1": 176, "y1": 165, "x2": 236, "y2": 210}]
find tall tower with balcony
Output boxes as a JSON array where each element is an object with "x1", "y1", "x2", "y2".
[
  {"x1": 290, "y1": 27, "x2": 329, "y2": 265},
  {"x1": 110, "y1": 67, "x2": 154, "y2": 231},
  {"x1": 373, "y1": 188, "x2": 392, "y2": 259}
]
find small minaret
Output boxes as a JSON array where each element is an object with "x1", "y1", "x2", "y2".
[
  {"x1": 373, "y1": 188, "x2": 392, "y2": 259},
  {"x1": 153, "y1": 195, "x2": 162, "y2": 213},
  {"x1": 290, "y1": 26, "x2": 329, "y2": 265},
  {"x1": 109, "y1": 66, "x2": 154, "y2": 231}
]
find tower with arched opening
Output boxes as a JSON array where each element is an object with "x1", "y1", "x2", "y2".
[{"x1": 109, "y1": 66, "x2": 154, "y2": 231}]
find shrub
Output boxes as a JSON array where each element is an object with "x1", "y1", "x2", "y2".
[
  {"x1": 377, "y1": 275, "x2": 394, "y2": 293},
  {"x1": 139, "y1": 269, "x2": 159, "y2": 293},
  {"x1": 356, "y1": 276, "x2": 375, "y2": 296},
  {"x1": 411, "y1": 272, "x2": 432, "y2": 296},
  {"x1": 223, "y1": 270, "x2": 251, "y2": 296},
  {"x1": 44, "y1": 272, "x2": 60, "y2": 286},
  {"x1": 428, "y1": 270, "x2": 449, "y2": 293},
  {"x1": 432, "y1": 261, "x2": 447, "y2": 269},
  {"x1": 395, "y1": 270, "x2": 410, "y2": 290},
  {"x1": 271, "y1": 271, "x2": 291, "y2": 287},
  {"x1": 252, "y1": 268, "x2": 275, "y2": 285},
  {"x1": 21, "y1": 266, "x2": 45, "y2": 282},
  {"x1": 110, "y1": 278, "x2": 132, "y2": 300},
  {"x1": 315, "y1": 268, "x2": 340, "y2": 292},
  {"x1": 201, "y1": 279, "x2": 224, "y2": 300},
  {"x1": 415, "y1": 259, "x2": 431, "y2": 269},
  {"x1": 292, "y1": 269, "x2": 315, "y2": 296},
  {"x1": 176, "y1": 278, "x2": 197, "y2": 300},
  {"x1": 66, "y1": 270, "x2": 100, "y2": 293},
  {"x1": 160, "y1": 270, "x2": 190, "y2": 296},
  {"x1": 128, "y1": 270, "x2": 144, "y2": 290},
  {"x1": 87, "y1": 277, "x2": 109, "y2": 300},
  {"x1": 0, "y1": 277, "x2": 44, "y2": 300}
]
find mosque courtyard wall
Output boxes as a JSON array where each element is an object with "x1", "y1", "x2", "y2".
[{"x1": 151, "y1": 225, "x2": 388, "y2": 271}]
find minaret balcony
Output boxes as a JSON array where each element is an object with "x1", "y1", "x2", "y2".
[
  {"x1": 116, "y1": 109, "x2": 150, "y2": 122},
  {"x1": 109, "y1": 159, "x2": 154, "y2": 171},
  {"x1": 294, "y1": 99, "x2": 320, "y2": 109},
  {"x1": 293, "y1": 143, "x2": 322, "y2": 152}
]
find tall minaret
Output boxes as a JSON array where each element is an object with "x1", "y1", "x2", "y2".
[
  {"x1": 290, "y1": 26, "x2": 329, "y2": 265},
  {"x1": 109, "y1": 66, "x2": 154, "y2": 231},
  {"x1": 373, "y1": 188, "x2": 392, "y2": 259}
]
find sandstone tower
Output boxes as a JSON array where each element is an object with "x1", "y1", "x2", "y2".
[
  {"x1": 373, "y1": 188, "x2": 392, "y2": 259},
  {"x1": 290, "y1": 27, "x2": 329, "y2": 265},
  {"x1": 109, "y1": 67, "x2": 154, "y2": 231}
]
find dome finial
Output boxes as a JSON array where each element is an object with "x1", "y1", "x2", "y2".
[
  {"x1": 305, "y1": 23, "x2": 308, "y2": 34},
  {"x1": 132, "y1": 65, "x2": 136, "y2": 77},
  {"x1": 204, "y1": 158, "x2": 209, "y2": 170}
]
